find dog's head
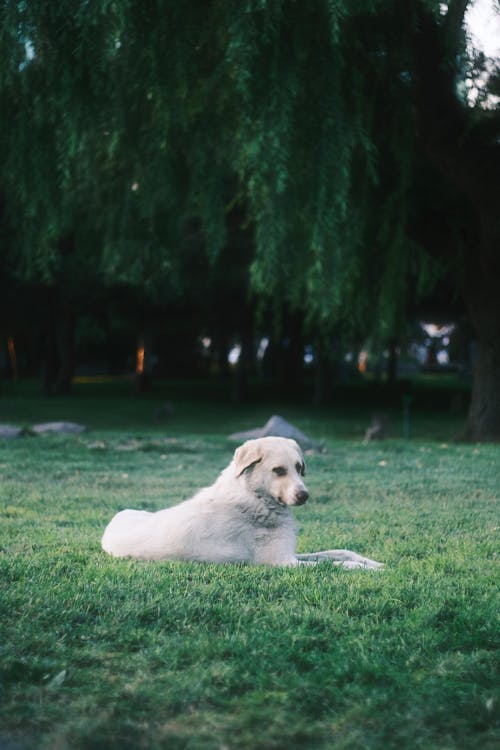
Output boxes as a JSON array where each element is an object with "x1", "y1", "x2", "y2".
[{"x1": 233, "y1": 436, "x2": 308, "y2": 506}]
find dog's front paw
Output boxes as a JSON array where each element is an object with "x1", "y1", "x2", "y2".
[{"x1": 342, "y1": 559, "x2": 385, "y2": 570}]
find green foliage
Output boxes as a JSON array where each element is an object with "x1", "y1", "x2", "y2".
[
  {"x1": 0, "y1": 394, "x2": 498, "y2": 749},
  {"x1": 0, "y1": 2, "x2": 472, "y2": 329}
]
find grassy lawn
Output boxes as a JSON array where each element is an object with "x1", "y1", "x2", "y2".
[{"x1": 0, "y1": 382, "x2": 498, "y2": 749}]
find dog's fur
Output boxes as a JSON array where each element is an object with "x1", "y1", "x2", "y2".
[{"x1": 101, "y1": 437, "x2": 383, "y2": 569}]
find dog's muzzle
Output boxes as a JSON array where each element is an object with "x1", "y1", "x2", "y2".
[{"x1": 293, "y1": 490, "x2": 309, "y2": 506}]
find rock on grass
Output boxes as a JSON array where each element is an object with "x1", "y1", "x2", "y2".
[
  {"x1": 0, "y1": 425, "x2": 24, "y2": 440},
  {"x1": 229, "y1": 415, "x2": 321, "y2": 452},
  {"x1": 32, "y1": 422, "x2": 87, "y2": 435}
]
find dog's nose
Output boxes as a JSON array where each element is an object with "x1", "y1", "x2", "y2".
[{"x1": 295, "y1": 490, "x2": 309, "y2": 505}]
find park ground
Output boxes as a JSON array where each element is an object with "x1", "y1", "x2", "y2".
[{"x1": 0, "y1": 380, "x2": 498, "y2": 750}]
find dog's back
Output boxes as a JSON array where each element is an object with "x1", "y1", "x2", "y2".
[
  {"x1": 101, "y1": 485, "x2": 296, "y2": 563},
  {"x1": 101, "y1": 508, "x2": 161, "y2": 559}
]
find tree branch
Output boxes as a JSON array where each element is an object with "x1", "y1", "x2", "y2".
[
  {"x1": 410, "y1": 0, "x2": 500, "y2": 209},
  {"x1": 412, "y1": 2, "x2": 465, "y2": 153},
  {"x1": 443, "y1": 0, "x2": 470, "y2": 39}
]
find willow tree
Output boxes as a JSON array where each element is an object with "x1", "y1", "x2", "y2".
[
  {"x1": 1, "y1": 1, "x2": 499, "y2": 437},
  {"x1": 223, "y1": 0, "x2": 500, "y2": 440},
  {"x1": 0, "y1": 1, "x2": 228, "y2": 391}
]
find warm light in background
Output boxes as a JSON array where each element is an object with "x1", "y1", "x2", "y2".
[
  {"x1": 136, "y1": 345, "x2": 145, "y2": 375},
  {"x1": 7, "y1": 335, "x2": 18, "y2": 381},
  {"x1": 358, "y1": 350, "x2": 368, "y2": 374}
]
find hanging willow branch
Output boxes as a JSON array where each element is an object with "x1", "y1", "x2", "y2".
[{"x1": 0, "y1": 1, "x2": 460, "y2": 329}]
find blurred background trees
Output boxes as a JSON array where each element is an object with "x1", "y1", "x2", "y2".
[{"x1": 0, "y1": 1, "x2": 498, "y2": 439}]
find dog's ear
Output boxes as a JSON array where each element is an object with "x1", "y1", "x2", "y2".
[
  {"x1": 288, "y1": 439, "x2": 306, "y2": 476},
  {"x1": 234, "y1": 441, "x2": 263, "y2": 477}
]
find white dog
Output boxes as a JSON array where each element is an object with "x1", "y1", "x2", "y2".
[{"x1": 101, "y1": 437, "x2": 383, "y2": 569}]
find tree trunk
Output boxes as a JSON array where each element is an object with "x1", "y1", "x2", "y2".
[
  {"x1": 386, "y1": 338, "x2": 398, "y2": 385},
  {"x1": 41, "y1": 285, "x2": 76, "y2": 396},
  {"x1": 463, "y1": 233, "x2": 500, "y2": 441},
  {"x1": 280, "y1": 312, "x2": 305, "y2": 392},
  {"x1": 466, "y1": 336, "x2": 500, "y2": 441},
  {"x1": 313, "y1": 341, "x2": 333, "y2": 405},
  {"x1": 41, "y1": 287, "x2": 59, "y2": 396},
  {"x1": 54, "y1": 291, "x2": 75, "y2": 395},
  {"x1": 410, "y1": 1, "x2": 500, "y2": 439}
]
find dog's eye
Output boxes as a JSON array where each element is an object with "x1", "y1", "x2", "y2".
[
  {"x1": 273, "y1": 466, "x2": 287, "y2": 477},
  {"x1": 296, "y1": 462, "x2": 305, "y2": 476}
]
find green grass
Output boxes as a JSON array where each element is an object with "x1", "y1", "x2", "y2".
[{"x1": 0, "y1": 383, "x2": 499, "y2": 749}]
